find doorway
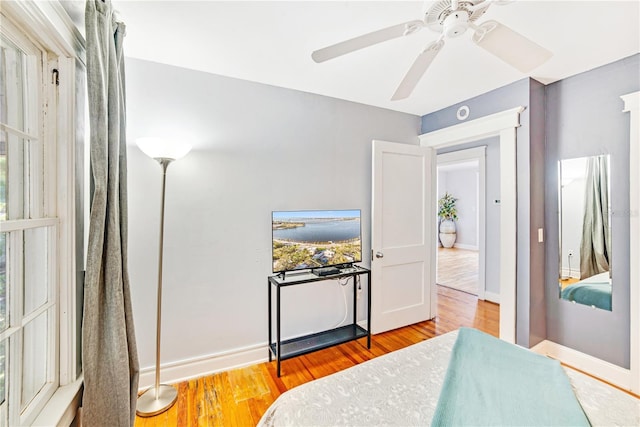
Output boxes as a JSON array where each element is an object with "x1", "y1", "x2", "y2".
[
  {"x1": 436, "y1": 148, "x2": 486, "y2": 298},
  {"x1": 419, "y1": 106, "x2": 523, "y2": 343}
]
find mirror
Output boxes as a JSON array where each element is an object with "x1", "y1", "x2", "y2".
[{"x1": 558, "y1": 155, "x2": 611, "y2": 311}]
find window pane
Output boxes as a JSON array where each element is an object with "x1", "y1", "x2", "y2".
[
  {"x1": 24, "y1": 227, "x2": 48, "y2": 315},
  {"x1": 0, "y1": 339, "x2": 6, "y2": 406},
  {"x1": 0, "y1": 34, "x2": 26, "y2": 131},
  {"x1": 0, "y1": 232, "x2": 5, "y2": 332},
  {"x1": 0, "y1": 131, "x2": 24, "y2": 220},
  {"x1": 0, "y1": 132, "x2": 5, "y2": 222},
  {"x1": 21, "y1": 311, "x2": 48, "y2": 410}
]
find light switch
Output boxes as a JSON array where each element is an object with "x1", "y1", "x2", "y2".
[{"x1": 538, "y1": 228, "x2": 544, "y2": 243}]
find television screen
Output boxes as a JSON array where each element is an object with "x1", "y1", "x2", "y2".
[{"x1": 272, "y1": 209, "x2": 362, "y2": 273}]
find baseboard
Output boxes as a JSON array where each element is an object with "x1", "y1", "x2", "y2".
[
  {"x1": 453, "y1": 243, "x2": 478, "y2": 251},
  {"x1": 138, "y1": 344, "x2": 268, "y2": 390},
  {"x1": 484, "y1": 291, "x2": 500, "y2": 303},
  {"x1": 560, "y1": 268, "x2": 580, "y2": 279},
  {"x1": 531, "y1": 340, "x2": 632, "y2": 391}
]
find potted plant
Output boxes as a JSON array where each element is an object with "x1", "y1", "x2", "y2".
[{"x1": 438, "y1": 192, "x2": 458, "y2": 248}]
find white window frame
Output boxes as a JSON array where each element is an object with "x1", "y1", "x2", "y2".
[
  {"x1": 1, "y1": 1, "x2": 84, "y2": 425},
  {"x1": 0, "y1": 13, "x2": 60, "y2": 427}
]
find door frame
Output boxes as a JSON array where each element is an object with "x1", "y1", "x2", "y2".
[
  {"x1": 436, "y1": 146, "x2": 487, "y2": 300},
  {"x1": 419, "y1": 106, "x2": 524, "y2": 343}
]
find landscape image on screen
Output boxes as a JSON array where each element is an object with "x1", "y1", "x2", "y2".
[{"x1": 272, "y1": 210, "x2": 362, "y2": 273}]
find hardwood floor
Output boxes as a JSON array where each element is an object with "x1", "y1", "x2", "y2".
[
  {"x1": 437, "y1": 247, "x2": 479, "y2": 295},
  {"x1": 135, "y1": 286, "x2": 499, "y2": 426},
  {"x1": 560, "y1": 277, "x2": 580, "y2": 290}
]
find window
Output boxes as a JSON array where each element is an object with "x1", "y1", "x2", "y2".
[{"x1": 0, "y1": 17, "x2": 59, "y2": 426}]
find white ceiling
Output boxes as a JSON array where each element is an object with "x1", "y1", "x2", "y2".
[{"x1": 66, "y1": 1, "x2": 639, "y2": 116}]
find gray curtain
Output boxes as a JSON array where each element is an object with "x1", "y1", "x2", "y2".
[
  {"x1": 580, "y1": 156, "x2": 610, "y2": 279},
  {"x1": 82, "y1": 1, "x2": 139, "y2": 425}
]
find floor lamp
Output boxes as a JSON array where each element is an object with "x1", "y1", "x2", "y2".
[{"x1": 136, "y1": 137, "x2": 191, "y2": 417}]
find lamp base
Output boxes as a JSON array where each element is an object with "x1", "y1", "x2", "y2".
[{"x1": 136, "y1": 384, "x2": 178, "y2": 417}]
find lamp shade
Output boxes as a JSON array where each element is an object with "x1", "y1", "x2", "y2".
[{"x1": 136, "y1": 137, "x2": 192, "y2": 161}]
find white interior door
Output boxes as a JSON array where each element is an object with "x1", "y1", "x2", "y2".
[{"x1": 371, "y1": 140, "x2": 436, "y2": 334}]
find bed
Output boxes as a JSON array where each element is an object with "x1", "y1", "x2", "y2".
[
  {"x1": 258, "y1": 329, "x2": 639, "y2": 426},
  {"x1": 561, "y1": 271, "x2": 612, "y2": 310}
]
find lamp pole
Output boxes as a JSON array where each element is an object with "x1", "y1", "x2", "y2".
[{"x1": 136, "y1": 158, "x2": 179, "y2": 416}]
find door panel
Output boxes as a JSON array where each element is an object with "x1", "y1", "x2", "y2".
[
  {"x1": 371, "y1": 140, "x2": 435, "y2": 334},
  {"x1": 381, "y1": 262, "x2": 425, "y2": 311}
]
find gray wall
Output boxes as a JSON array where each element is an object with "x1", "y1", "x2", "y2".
[
  {"x1": 422, "y1": 78, "x2": 546, "y2": 347},
  {"x1": 529, "y1": 78, "x2": 547, "y2": 346},
  {"x1": 438, "y1": 168, "x2": 478, "y2": 248},
  {"x1": 544, "y1": 54, "x2": 639, "y2": 368},
  {"x1": 124, "y1": 58, "x2": 420, "y2": 372}
]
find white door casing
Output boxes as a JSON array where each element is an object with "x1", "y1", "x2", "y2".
[
  {"x1": 622, "y1": 90, "x2": 640, "y2": 393},
  {"x1": 419, "y1": 106, "x2": 524, "y2": 343},
  {"x1": 371, "y1": 140, "x2": 436, "y2": 334}
]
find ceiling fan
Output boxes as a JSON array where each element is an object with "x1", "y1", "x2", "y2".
[{"x1": 311, "y1": 0, "x2": 552, "y2": 101}]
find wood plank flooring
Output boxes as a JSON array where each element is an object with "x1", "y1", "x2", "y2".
[
  {"x1": 560, "y1": 277, "x2": 580, "y2": 290},
  {"x1": 135, "y1": 286, "x2": 499, "y2": 426},
  {"x1": 437, "y1": 247, "x2": 479, "y2": 295}
]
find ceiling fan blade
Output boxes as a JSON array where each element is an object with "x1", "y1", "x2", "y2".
[
  {"x1": 391, "y1": 40, "x2": 444, "y2": 101},
  {"x1": 312, "y1": 20, "x2": 424, "y2": 63},
  {"x1": 472, "y1": 20, "x2": 552, "y2": 73}
]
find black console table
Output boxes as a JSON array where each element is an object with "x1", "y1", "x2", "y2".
[{"x1": 268, "y1": 266, "x2": 371, "y2": 377}]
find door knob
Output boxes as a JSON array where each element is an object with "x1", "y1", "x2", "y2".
[{"x1": 375, "y1": 251, "x2": 384, "y2": 259}]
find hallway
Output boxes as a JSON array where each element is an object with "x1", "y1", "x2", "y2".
[{"x1": 437, "y1": 247, "x2": 479, "y2": 295}]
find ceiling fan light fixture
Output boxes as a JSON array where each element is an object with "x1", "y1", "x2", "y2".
[
  {"x1": 442, "y1": 11, "x2": 470, "y2": 38},
  {"x1": 472, "y1": 20, "x2": 553, "y2": 73}
]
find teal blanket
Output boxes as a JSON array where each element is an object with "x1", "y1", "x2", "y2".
[
  {"x1": 561, "y1": 282, "x2": 612, "y2": 311},
  {"x1": 431, "y1": 328, "x2": 590, "y2": 426}
]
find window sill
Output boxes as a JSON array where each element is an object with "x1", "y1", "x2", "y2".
[{"x1": 31, "y1": 375, "x2": 83, "y2": 426}]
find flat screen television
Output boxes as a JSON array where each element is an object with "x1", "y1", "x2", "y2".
[{"x1": 272, "y1": 209, "x2": 362, "y2": 273}]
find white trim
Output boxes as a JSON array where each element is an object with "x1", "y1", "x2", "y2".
[
  {"x1": 498, "y1": 127, "x2": 518, "y2": 344},
  {"x1": 437, "y1": 146, "x2": 486, "y2": 300},
  {"x1": 0, "y1": 1, "x2": 85, "y2": 64},
  {"x1": 420, "y1": 106, "x2": 525, "y2": 344},
  {"x1": 532, "y1": 340, "x2": 632, "y2": 391},
  {"x1": 0, "y1": 218, "x2": 58, "y2": 233},
  {"x1": 452, "y1": 243, "x2": 478, "y2": 251},
  {"x1": 31, "y1": 375, "x2": 83, "y2": 427},
  {"x1": 0, "y1": 123, "x2": 39, "y2": 141},
  {"x1": 21, "y1": 301, "x2": 55, "y2": 326},
  {"x1": 560, "y1": 268, "x2": 580, "y2": 280},
  {"x1": 621, "y1": 90, "x2": 640, "y2": 393},
  {"x1": 56, "y1": 55, "x2": 79, "y2": 387},
  {"x1": 138, "y1": 344, "x2": 268, "y2": 390},
  {"x1": 484, "y1": 291, "x2": 500, "y2": 304},
  {"x1": 420, "y1": 107, "x2": 524, "y2": 148}
]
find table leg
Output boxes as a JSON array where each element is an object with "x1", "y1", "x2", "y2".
[
  {"x1": 367, "y1": 272, "x2": 371, "y2": 349},
  {"x1": 268, "y1": 279, "x2": 272, "y2": 362},
  {"x1": 277, "y1": 283, "x2": 281, "y2": 377},
  {"x1": 352, "y1": 275, "x2": 357, "y2": 326}
]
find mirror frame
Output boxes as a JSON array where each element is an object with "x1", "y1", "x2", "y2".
[
  {"x1": 557, "y1": 155, "x2": 612, "y2": 311},
  {"x1": 622, "y1": 90, "x2": 639, "y2": 393}
]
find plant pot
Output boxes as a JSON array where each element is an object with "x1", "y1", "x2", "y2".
[
  {"x1": 439, "y1": 219, "x2": 456, "y2": 234},
  {"x1": 440, "y1": 232, "x2": 456, "y2": 248}
]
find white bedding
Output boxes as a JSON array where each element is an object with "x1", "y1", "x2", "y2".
[{"x1": 258, "y1": 331, "x2": 640, "y2": 426}]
